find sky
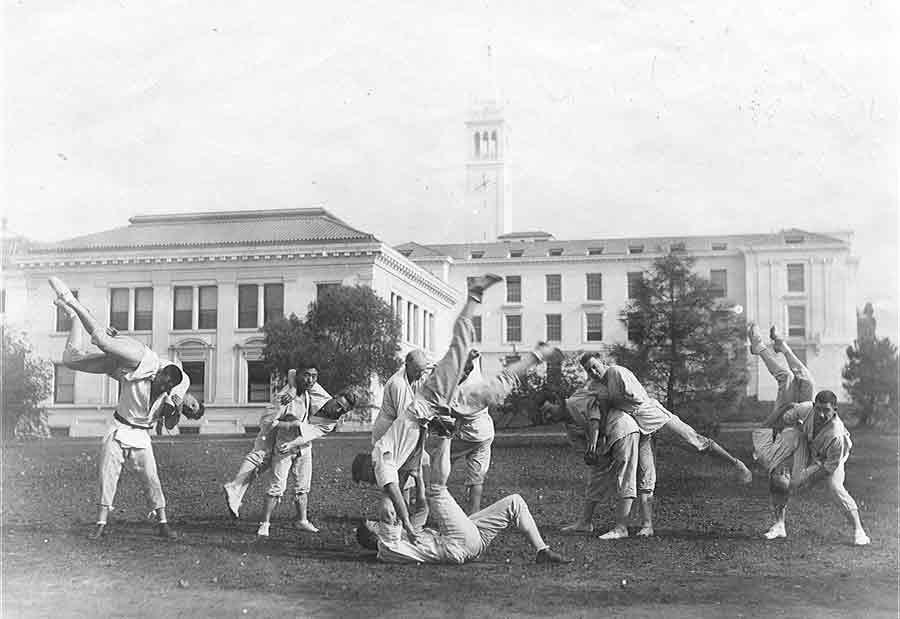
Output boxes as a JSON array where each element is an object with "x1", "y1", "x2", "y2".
[{"x1": 2, "y1": 1, "x2": 898, "y2": 335}]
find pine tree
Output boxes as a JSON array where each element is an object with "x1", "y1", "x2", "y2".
[
  {"x1": 609, "y1": 253, "x2": 747, "y2": 431},
  {"x1": 842, "y1": 336, "x2": 899, "y2": 427}
]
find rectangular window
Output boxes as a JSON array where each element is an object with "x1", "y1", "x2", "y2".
[
  {"x1": 263, "y1": 284, "x2": 284, "y2": 324},
  {"x1": 627, "y1": 272, "x2": 643, "y2": 299},
  {"x1": 238, "y1": 285, "x2": 258, "y2": 328},
  {"x1": 586, "y1": 273, "x2": 603, "y2": 301},
  {"x1": 504, "y1": 354, "x2": 521, "y2": 366},
  {"x1": 173, "y1": 286, "x2": 193, "y2": 330},
  {"x1": 627, "y1": 312, "x2": 643, "y2": 343},
  {"x1": 109, "y1": 288, "x2": 130, "y2": 331},
  {"x1": 546, "y1": 314, "x2": 562, "y2": 342},
  {"x1": 0, "y1": 288, "x2": 5, "y2": 313},
  {"x1": 406, "y1": 302, "x2": 414, "y2": 341},
  {"x1": 55, "y1": 290, "x2": 78, "y2": 332},
  {"x1": 247, "y1": 361, "x2": 271, "y2": 403},
  {"x1": 54, "y1": 364, "x2": 75, "y2": 404},
  {"x1": 470, "y1": 251, "x2": 484, "y2": 259},
  {"x1": 509, "y1": 249, "x2": 523, "y2": 258},
  {"x1": 506, "y1": 275, "x2": 522, "y2": 303},
  {"x1": 394, "y1": 294, "x2": 403, "y2": 329},
  {"x1": 670, "y1": 242, "x2": 686, "y2": 253},
  {"x1": 134, "y1": 287, "x2": 153, "y2": 331},
  {"x1": 787, "y1": 306, "x2": 806, "y2": 338},
  {"x1": 505, "y1": 315, "x2": 522, "y2": 342},
  {"x1": 587, "y1": 247, "x2": 604, "y2": 256},
  {"x1": 709, "y1": 269, "x2": 728, "y2": 297},
  {"x1": 585, "y1": 313, "x2": 603, "y2": 342},
  {"x1": 548, "y1": 248, "x2": 563, "y2": 257},
  {"x1": 628, "y1": 244, "x2": 644, "y2": 254},
  {"x1": 198, "y1": 286, "x2": 217, "y2": 329},
  {"x1": 181, "y1": 361, "x2": 205, "y2": 403},
  {"x1": 787, "y1": 264, "x2": 805, "y2": 293},
  {"x1": 545, "y1": 274, "x2": 561, "y2": 302},
  {"x1": 472, "y1": 315, "x2": 482, "y2": 343},
  {"x1": 712, "y1": 242, "x2": 728, "y2": 251}
]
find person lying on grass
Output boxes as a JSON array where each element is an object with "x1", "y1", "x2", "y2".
[{"x1": 355, "y1": 434, "x2": 573, "y2": 565}]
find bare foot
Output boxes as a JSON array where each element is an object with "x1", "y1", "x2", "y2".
[
  {"x1": 561, "y1": 522, "x2": 594, "y2": 534},
  {"x1": 467, "y1": 274, "x2": 503, "y2": 302},
  {"x1": 48, "y1": 276, "x2": 77, "y2": 304},
  {"x1": 736, "y1": 461, "x2": 753, "y2": 484},
  {"x1": 293, "y1": 519, "x2": 320, "y2": 533},
  {"x1": 769, "y1": 326, "x2": 785, "y2": 352},
  {"x1": 746, "y1": 323, "x2": 766, "y2": 354}
]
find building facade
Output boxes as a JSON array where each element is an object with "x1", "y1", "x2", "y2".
[
  {"x1": 3, "y1": 209, "x2": 458, "y2": 436},
  {"x1": 398, "y1": 228, "x2": 858, "y2": 403}
]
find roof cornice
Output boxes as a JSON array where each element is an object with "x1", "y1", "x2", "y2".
[
  {"x1": 15, "y1": 243, "x2": 385, "y2": 269},
  {"x1": 375, "y1": 247, "x2": 459, "y2": 308}
]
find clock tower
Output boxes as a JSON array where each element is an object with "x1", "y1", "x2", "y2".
[{"x1": 465, "y1": 54, "x2": 511, "y2": 241}]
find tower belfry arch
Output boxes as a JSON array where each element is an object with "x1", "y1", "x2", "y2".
[{"x1": 464, "y1": 45, "x2": 511, "y2": 241}]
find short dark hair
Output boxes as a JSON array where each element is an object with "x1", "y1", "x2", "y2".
[
  {"x1": 159, "y1": 365, "x2": 184, "y2": 389},
  {"x1": 579, "y1": 352, "x2": 602, "y2": 368},
  {"x1": 814, "y1": 390, "x2": 838, "y2": 407},
  {"x1": 355, "y1": 522, "x2": 379, "y2": 551},
  {"x1": 351, "y1": 452, "x2": 376, "y2": 485},
  {"x1": 297, "y1": 360, "x2": 319, "y2": 371}
]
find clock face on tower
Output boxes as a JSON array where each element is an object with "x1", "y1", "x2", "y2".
[{"x1": 472, "y1": 174, "x2": 492, "y2": 192}]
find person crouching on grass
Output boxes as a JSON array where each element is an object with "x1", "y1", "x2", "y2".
[
  {"x1": 754, "y1": 388, "x2": 871, "y2": 546},
  {"x1": 749, "y1": 325, "x2": 869, "y2": 545},
  {"x1": 49, "y1": 276, "x2": 204, "y2": 541}
]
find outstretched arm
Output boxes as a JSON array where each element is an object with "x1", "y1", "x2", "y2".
[{"x1": 383, "y1": 481, "x2": 418, "y2": 542}]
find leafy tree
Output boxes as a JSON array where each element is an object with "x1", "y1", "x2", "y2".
[
  {"x1": 1, "y1": 329, "x2": 53, "y2": 439},
  {"x1": 843, "y1": 336, "x2": 899, "y2": 427},
  {"x1": 261, "y1": 285, "x2": 402, "y2": 395},
  {"x1": 609, "y1": 253, "x2": 748, "y2": 432}
]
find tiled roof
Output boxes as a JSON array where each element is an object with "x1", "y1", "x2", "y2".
[
  {"x1": 396, "y1": 229, "x2": 849, "y2": 260},
  {"x1": 28, "y1": 208, "x2": 376, "y2": 252}
]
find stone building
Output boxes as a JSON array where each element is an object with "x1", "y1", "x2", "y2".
[
  {"x1": 398, "y1": 228, "x2": 857, "y2": 403},
  {"x1": 3, "y1": 208, "x2": 458, "y2": 436}
]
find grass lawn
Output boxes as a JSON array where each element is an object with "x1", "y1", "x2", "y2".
[{"x1": 2, "y1": 429, "x2": 897, "y2": 618}]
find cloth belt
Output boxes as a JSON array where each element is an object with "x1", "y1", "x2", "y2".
[{"x1": 114, "y1": 412, "x2": 153, "y2": 431}]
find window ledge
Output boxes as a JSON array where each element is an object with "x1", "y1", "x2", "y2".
[{"x1": 170, "y1": 329, "x2": 218, "y2": 334}]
